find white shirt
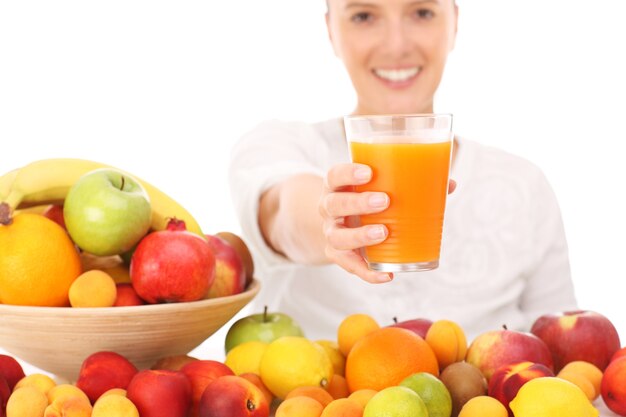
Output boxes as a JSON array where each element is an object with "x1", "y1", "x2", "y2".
[{"x1": 229, "y1": 118, "x2": 578, "y2": 341}]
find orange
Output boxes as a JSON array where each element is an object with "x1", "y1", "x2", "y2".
[
  {"x1": 0, "y1": 212, "x2": 81, "y2": 306},
  {"x1": 345, "y1": 327, "x2": 439, "y2": 393},
  {"x1": 337, "y1": 314, "x2": 380, "y2": 357}
]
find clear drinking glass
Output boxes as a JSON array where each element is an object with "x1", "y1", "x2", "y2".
[{"x1": 344, "y1": 114, "x2": 454, "y2": 272}]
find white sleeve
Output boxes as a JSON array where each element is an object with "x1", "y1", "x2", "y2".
[
  {"x1": 520, "y1": 169, "x2": 578, "y2": 323},
  {"x1": 228, "y1": 120, "x2": 326, "y2": 268}
]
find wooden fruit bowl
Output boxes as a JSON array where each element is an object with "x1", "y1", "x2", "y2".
[{"x1": 0, "y1": 279, "x2": 260, "y2": 382}]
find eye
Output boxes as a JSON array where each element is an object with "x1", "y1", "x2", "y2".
[
  {"x1": 351, "y1": 11, "x2": 373, "y2": 24},
  {"x1": 415, "y1": 8, "x2": 434, "y2": 20}
]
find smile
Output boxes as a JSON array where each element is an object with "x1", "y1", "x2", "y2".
[{"x1": 373, "y1": 67, "x2": 420, "y2": 83}]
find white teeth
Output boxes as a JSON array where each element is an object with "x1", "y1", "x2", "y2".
[{"x1": 374, "y1": 67, "x2": 420, "y2": 82}]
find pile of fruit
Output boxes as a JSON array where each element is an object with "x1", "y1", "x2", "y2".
[
  {"x1": 1, "y1": 309, "x2": 625, "y2": 417},
  {"x1": 0, "y1": 158, "x2": 254, "y2": 308}
]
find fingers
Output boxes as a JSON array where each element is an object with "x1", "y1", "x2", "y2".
[
  {"x1": 320, "y1": 191, "x2": 389, "y2": 218},
  {"x1": 325, "y1": 223, "x2": 387, "y2": 251},
  {"x1": 325, "y1": 246, "x2": 393, "y2": 284},
  {"x1": 324, "y1": 163, "x2": 372, "y2": 191},
  {"x1": 448, "y1": 179, "x2": 457, "y2": 194}
]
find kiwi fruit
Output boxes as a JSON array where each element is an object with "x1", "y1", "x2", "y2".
[{"x1": 439, "y1": 361, "x2": 488, "y2": 417}]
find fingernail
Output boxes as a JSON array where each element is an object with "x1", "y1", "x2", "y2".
[
  {"x1": 354, "y1": 167, "x2": 371, "y2": 182},
  {"x1": 368, "y1": 194, "x2": 388, "y2": 208},
  {"x1": 367, "y1": 225, "x2": 386, "y2": 240},
  {"x1": 376, "y1": 273, "x2": 393, "y2": 283}
]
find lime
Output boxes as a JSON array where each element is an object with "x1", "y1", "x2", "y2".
[
  {"x1": 364, "y1": 386, "x2": 428, "y2": 417},
  {"x1": 400, "y1": 372, "x2": 452, "y2": 417}
]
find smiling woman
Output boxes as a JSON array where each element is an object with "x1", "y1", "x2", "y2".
[{"x1": 0, "y1": 0, "x2": 625, "y2": 366}]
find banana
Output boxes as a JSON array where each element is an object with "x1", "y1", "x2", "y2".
[{"x1": 0, "y1": 158, "x2": 204, "y2": 237}]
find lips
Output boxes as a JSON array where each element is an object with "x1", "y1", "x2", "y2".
[{"x1": 373, "y1": 67, "x2": 420, "y2": 83}]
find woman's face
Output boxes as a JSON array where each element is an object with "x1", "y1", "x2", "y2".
[{"x1": 327, "y1": 0, "x2": 458, "y2": 115}]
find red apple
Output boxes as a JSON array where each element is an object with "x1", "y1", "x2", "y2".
[
  {"x1": 0, "y1": 375, "x2": 9, "y2": 412},
  {"x1": 530, "y1": 310, "x2": 621, "y2": 372},
  {"x1": 466, "y1": 327, "x2": 553, "y2": 381},
  {"x1": 130, "y1": 218, "x2": 216, "y2": 303},
  {"x1": 43, "y1": 204, "x2": 66, "y2": 229},
  {"x1": 113, "y1": 283, "x2": 145, "y2": 306},
  {"x1": 205, "y1": 234, "x2": 246, "y2": 298},
  {"x1": 127, "y1": 369, "x2": 192, "y2": 417},
  {"x1": 0, "y1": 354, "x2": 25, "y2": 390},
  {"x1": 488, "y1": 361, "x2": 554, "y2": 415},
  {"x1": 215, "y1": 232, "x2": 254, "y2": 287},
  {"x1": 199, "y1": 375, "x2": 269, "y2": 417},
  {"x1": 388, "y1": 317, "x2": 433, "y2": 339},
  {"x1": 76, "y1": 351, "x2": 138, "y2": 403},
  {"x1": 180, "y1": 360, "x2": 235, "y2": 417},
  {"x1": 601, "y1": 356, "x2": 626, "y2": 415}
]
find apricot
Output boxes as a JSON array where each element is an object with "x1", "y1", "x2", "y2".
[
  {"x1": 44, "y1": 396, "x2": 92, "y2": 417},
  {"x1": 320, "y1": 398, "x2": 363, "y2": 417},
  {"x1": 348, "y1": 389, "x2": 377, "y2": 408},
  {"x1": 99, "y1": 388, "x2": 127, "y2": 398},
  {"x1": 275, "y1": 396, "x2": 324, "y2": 417},
  {"x1": 425, "y1": 320, "x2": 467, "y2": 370},
  {"x1": 92, "y1": 394, "x2": 140, "y2": 417},
  {"x1": 14, "y1": 373, "x2": 56, "y2": 395},
  {"x1": 69, "y1": 270, "x2": 117, "y2": 307},
  {"x1": 6, "y1": 386, "x2": 48, "y2": 417},
  {"x1": 285, "y1": 386, "x2": 334, "y2": 407},
  {"x1": 326, "y1": 374, "x2": 349, "y2": 399},
  {"x1": 47, "y1": 384, "x2": 90, "y2": 404}
]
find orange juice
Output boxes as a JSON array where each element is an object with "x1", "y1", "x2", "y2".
[{"x1": 350, "y1": 140, "x2": 452, "y2": 266}]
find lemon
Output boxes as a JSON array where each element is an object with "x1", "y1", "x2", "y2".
[
  {"x1": 364, "y1": 386, "x2": 429, "y2": 417},
  {"x1": 315, "y1": 339, "x2": 346, "y2": 376},
  {"x1": 458, "y1": 395, "x2": 507, "y2": 417},
  {"x1": 509, "y1": 377, "x2": 599, "y2": 417},
  {"x1": 260, "y1": 336, "x2": 334, "y2": 399},
  {"x1": 224, "y1": 340, "x2": 269, "y2": 375},
  {"x1": 399, "y1": 372, "x2": 452, "y2": 417}
]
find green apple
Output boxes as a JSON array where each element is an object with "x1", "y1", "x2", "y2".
[
  {"x1": 224, "y1": 307, "x2": 304, "y2": 353},
  {"x1": 63, "y1": 168, "x2": 152, "y2": 256}
]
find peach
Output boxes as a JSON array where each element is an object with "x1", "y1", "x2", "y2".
[
  {"x1": 487, "y1": 361, "x2": 554, "y2": 414},
  {"x1": 425, "y1": 320, "x2": 467, "y2": 370},
  {"x1": 275, "y1": 396, "x2": 323, "y2": 417},
  {"x1": 611, "y1": 346, "x2": 626, "y2": 363},
  {"x1": 126, "y1": 369, "x2": 191, "y2": 417},
  {"x1": 113, "y1": 283, "x2": 145, "y2": 306},
  {"x1": 199, "y1": 375, "x2": 269, "y2": 417},
  {"x1": 6, "y1": 386, "x2": 48, "y2": 417},
  {"x1": 44, "y1": 396, "x2": 92, "y2": 417},
  {"x1": 0, "y1": 355, "x2": 25, "y2": 390},
  {"x1": 151, "y1": 354, "x2": 198, "y2": 371},
  {"x1": 320, "y1": 398, "x2": 363, "y2": 417},
  {"x1": 92, "y1": 394, "x2": 139, "y2": 417},
  {"x1": 239, "y1": 373, "x2": 274, "y2": 406},
  {"x1": 14, "y1": 373, "x2": 56, "y2": 395},
  {"x1": 69, "y1": 270, "x2": 117, "y2": 307},
  {"x1": 325, "y1": 374, "x2": 349, "y2": 399},
  {"x1": 601, "y1": 356, "x2": 626, "y2": 415},
  {"x1": 285, "y1": 386, "x2": 334, "y2": 407},
  {"x1": 180, "y1": 359, "x2": 234, "y2": 417},
  {"x1": 76, "y1": 351, "x2": 138, "y2": 403}
]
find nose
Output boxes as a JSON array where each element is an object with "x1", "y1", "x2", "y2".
[{"x1": 382, "y1": 18, "x2": 412, "y2": 59}]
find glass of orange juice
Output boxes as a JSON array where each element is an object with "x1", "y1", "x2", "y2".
[{"x1": 344, "y1": 114, "x2": 453, "y2": 272}]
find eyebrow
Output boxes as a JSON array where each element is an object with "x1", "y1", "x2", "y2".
[{"x1": 344, "y1": 0, "x2": 440, "y2": 9}]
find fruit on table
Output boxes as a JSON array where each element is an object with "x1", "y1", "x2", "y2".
[
  {"x1": 0, "y1": 207, "x2": 81, "y2": 307},
  {"x1": 487, "y1": 361, "x2": 554, "y2": 414},
  {"x1": 63, "y1": 168, "x2": 152, "y2": 256},
  {"x1": 45, "y1": 394, "x2": 92, "y2": 417},
  {"x1": 0, "y1": 376, "x2": 9, "y2": 413},
  {"x1": 126, "y1": 370, "x2": 192, "y2": 417},
  {"x1": 224, "y1": 307, "x2": 304, "y2": 353},
  {"x1": 6, "y1": 386, "x2": 48, "y2": 417},
  {"x1": 0, "y1": 355, "x2": 25, "y2": 391},
  {"x1": 425, "y1": 319, "x2": 468, "y2": 370},
  {"x1": 439, "y1": 361, "x2": 487, "y2": 417},
  {"x1": 76, "y1": 351, "x2": 138, "y2": 403},
  {"x1": 92, "y1": 394, "x2": 140, "y2": 417},
  {"x1": 363, "y1": 386, "x2": 429, "y2": 417},
  {"x1": 205, "y1": 234, "x2": 246, "y2": 298},
  {"x1": 530, "y1": 310, "x2": 621, "y2": 372},
  {"x1": 180, "y1": 360, "x2": 234, "y2": 417},
  {"x1": 198, "y1": 375, "x2": 270, "y2": 417},
  {"x1": 69, "y1": 270, "x2": 117, "y2": 308},
  {"x1": 337, "y1": 314, "x2": 381, "y2": 357},
  {"x1": 225, "y1": 341, "x2": 269, "y2": 376},
  {"x1": 388, "y1": 317, "x2": 433, "y2": 339},
  {"x1": 284, "y1": 386, "x2": 334, "y2": 407},
  {"x1": 557, "y1": 360, "x2": 603, "y2": 402},
  {"x1": 465, "y1": 327, "x2": 553, "y2": 381},
  {"x1": 0, "y1": 158, "x2": 204, "y2": 237},
  {"x1": 458, "y1": 395, "x2": 508, "y2": 417},
  {"x1": 508, "y1": 376, "x2": 599, "y2": 417},
  {"x1": 400, "y1": 372, "x2": 452, "y2": 417},
  {"x1": 47, "y1": 384, "x2": 90, "y2": 405},
  {"x1": 151, "y1": 355, "x2": 198, "y2": 371},
  {"x1": 238, "y1": 373, "x2": 274, "y2": 407},
  {"x1": 130, "y1": 218, "x2": 216, "y2": 303},
  {"x1": 601, "y1": 356, "x2": 626, "y2": 416},
  {"x1": 275, "y1": 396, "x2": 324, "y2": 417},
  {"x1": 320, "y1": 398, "x2": 363, "y2": 417},
  {"x1": 315, "y1": 340, "x2": 346, "y2": 377},
  {"x1": 260, "y1": 336, "x2": 334, "y2": 399},
  {"x1": 345, "y1": 327, "x2": 439, "y2": 393}
]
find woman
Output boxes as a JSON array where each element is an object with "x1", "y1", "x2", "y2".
[{"x1": 229, "y1": 0, "x2": 577, "y2": 340}]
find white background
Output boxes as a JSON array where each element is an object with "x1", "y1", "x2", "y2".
[{"x1": 1, "y1": 1, "x2": 625, "y2": 369}]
